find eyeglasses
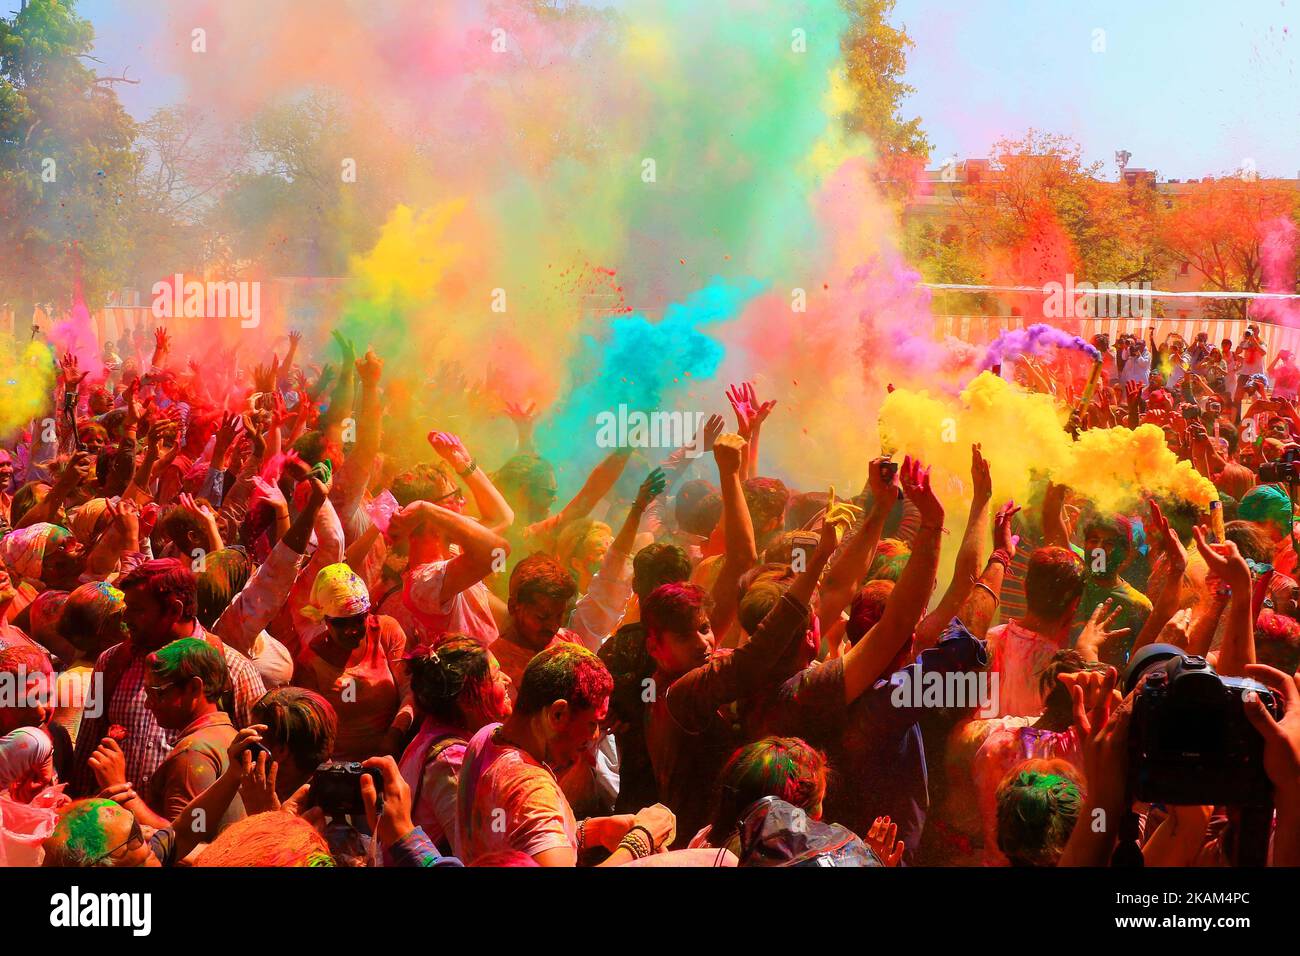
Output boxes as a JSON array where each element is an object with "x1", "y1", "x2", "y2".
[
  {"x1": 431, "y1": 487, "x2": 465, "y2": 505},
  {"x1": 143, "y1": 681, "x2": 177, "y2": 697},
  {"x1": 89, "y1": 818, "x2": 144, "y2": 866}
]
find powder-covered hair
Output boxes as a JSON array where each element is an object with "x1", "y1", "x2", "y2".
[
  {"x1": 995, "y1": 759, "x2": 1083, "y2": 867},
  {"x1": 509, "y1": 552, "x2": 577, "y2": 606},
  {"x1": 515, "y1": 643, "x2": 612, "y2": 717},
  {"x1": 147, "y1": 637, "x2": 230, "y2": 703},
  {"x1": 1023, "y1": 547, "x2": 1086, "y2": 620},
  {"x1": 631, "y1": 543, "x2": 691, "y2": 600},
  {"x1": 194, "y1": 811, "x2": 334, "y2": 867},
  {"x1": 706, "y1": 736, "x2": 827, "y2": 845},
  {"x1": 642, "y1": 582, "x2": 713, "y2": 641},
  {"x1": 846, "y1": 580, "x2": 895, "y2": 645},
  {"x1": 252, "y1": 687, "x2": 337, "y2": 773},
  {"x1": 42, "y1": 799, "x2": 128, "y2": 867},
  {"x1": 407, "y1": 635, "x2": 492, "y2": 726}
]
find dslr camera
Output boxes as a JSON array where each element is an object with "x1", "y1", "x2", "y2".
[
  {"x1": 1258, "y1": 447, "x2": 1300, "y2": 484},
  {"x1": 1124, "y1": 645, "x2": 1282, "y2": 806},
  {"x1": 309, "y1": 760, "x2": 383, "y2": 817}
]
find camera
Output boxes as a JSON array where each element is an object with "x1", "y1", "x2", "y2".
[
  {"x1": 878, "y1": 458, "x2": 898, "y2": 483},
  {"x1": 309, "y1": 760, "x2": 382, "y2": 816},
  {"x1": 1124, "y1": 645, "x2": 1282, "y2": 806},
  {"x1": 1179, "y1": 404, "x2": 1200, "y2": 421},
  {"x1": 1258, "y1": 447, "x2": 1300, "y2": 484}
]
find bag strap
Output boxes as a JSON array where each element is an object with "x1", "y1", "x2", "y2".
[{"x1": 410, "y1": 733, "x2": 468, "y2": 812}]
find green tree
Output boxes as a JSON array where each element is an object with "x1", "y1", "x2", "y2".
[
  {"x1": 839, "y1": 0, "x2": 930, "y2": 180},
  {"x1": 0, "y1": 0, "x2": 137, "y2": 329}
]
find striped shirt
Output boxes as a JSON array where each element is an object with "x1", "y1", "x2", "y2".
[{"x1": 70, "y1": 621, "x2": 266, "y2": 796}]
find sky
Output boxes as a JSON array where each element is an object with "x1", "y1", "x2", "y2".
[{"x1": 74, "y1": 0, "x2": 1300, "y2": 181}]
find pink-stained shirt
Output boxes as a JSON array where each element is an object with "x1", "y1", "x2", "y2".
[
  {"x1": 453, "y1": 722, "x2": 577, "y2": 864},
  {"x1": 398, "y1": 717, "x2": 466, "y2": 850},
  {"x1": 293, "y1": 614, "x2": 409, "y2": 761},
  {"x1": 972, "y1": 720, "x2": 1079, "y2": 865},
  {"x1": 403, "y1": 558, "x2": 499, "y2": 647},
  {"x1": 985, "y1": 620, "x2": 1064, "y2": 718}
]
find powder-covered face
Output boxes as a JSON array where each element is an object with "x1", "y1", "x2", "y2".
[
  {"x1": 513, "y1": 595, "x2": 568, "y2": 649},
  {"x1": 477, "y1": 654, "x2": 513, "y2": 723},
  {"x1": 546, "y1": 696, "x2": 608, "y2": 768},
  {"x1": 650, "y1": 608, "x2": 715, "y2": 675},
  {"x1": 43, "y1": 534, "x2": 86, "y2": 582}
]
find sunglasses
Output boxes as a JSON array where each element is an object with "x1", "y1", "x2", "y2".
[{"x1": 89, "y1": 818, "x2": 144, "y2": 866}]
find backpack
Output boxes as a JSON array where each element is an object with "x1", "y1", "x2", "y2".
[{"x1": 736, "y1": 797, "x2": 883, "y2": 867}]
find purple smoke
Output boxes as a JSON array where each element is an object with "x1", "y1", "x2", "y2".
[{"x1": 982, "y1": 322, "x2": 1101, "y2": 368}]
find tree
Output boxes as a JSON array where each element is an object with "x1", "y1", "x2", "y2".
[
  {"x1": 1158, "y1": 175, "x2": 1300, "y2": 318},
  {"x1": 0, "y1": 0, "x2": 138, "y2": 328},
  {"x1": 123, "y1": 105, "x2": 243, "y2": 289},
  {"x1": 946, "y1": 130, "x2": 1163, "y2": 289},
  {"x1": 839, "y1": 0, "x2": 930, "y2": 184}
]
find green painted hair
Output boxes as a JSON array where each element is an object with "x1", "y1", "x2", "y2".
[
  {"x1": 995, "y1": 761, "x2": 1083, "y2": 867},
  {"x1": 147, "y1": 637, "x2": 231, "y2": 702}
]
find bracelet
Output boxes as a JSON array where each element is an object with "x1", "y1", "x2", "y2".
[
  {"x1": 972, "y1": 581, "x2": 1000, "y2": 605},
  {"x1": 576, "y1": 819, "x2": 587, "y2": 853},
  {"x1": 988, "y1": 548, "x2": 1013, "y2": 569},
  {"x1": 457, "y1": 458, "x2": 478, "y2": 478},
  {"x1": 629, "y1": 824, "x2": 658, "y2": 852},
  {"x1": 617, "y1": 831, "x2": 651, "y2": 860}
]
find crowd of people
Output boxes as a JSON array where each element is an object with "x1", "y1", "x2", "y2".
[{"x1": 2, "y1": 316, "x2": 1300, "y2": 869}]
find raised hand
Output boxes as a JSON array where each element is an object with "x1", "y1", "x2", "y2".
[
  {"x1": 1075, "y1": 600, "x2": 1131, "y2": 660},
  {"x1": 59, "y1": 351, "x2": 89, "y2": 390},
  {"x1": 331, "y1": 330, "x2": 357, "y2": 368},
  {"x1": 1147, "y1": 498, "x2": 1188, "y2": 575},
  {"x1": 427, "y1": 431, "x2": 472, "y2": 471},
  {"x1": 993, "y1": 500, "x2": 1021, "y2": 557},
  {"x1": 866, "y1": 457, "x2": 899, "y2": 507},
  {"x1": 1069, "y1": 669, "x2": 1129, "y2": 816},
  {"x1": 712, "y1": 432, "x2": 747, "y2": 476},
  {"x1": 355, "y1": 347, "x2": 384, "y2": 387},
  {"x1": 970, "y1": 443, "x2": 992, "y2": 506},
  {"x1": 900, "y1": 456, "x2": 943, "y2": 528},
  {"x1": 701, "y1": 413, "x2": 725, "y2": 452},
  {"x1": 866, "y1": 815, "x2": 905, "y2": 866},
  {"x1": 503, "y1": 399, "x2": 539, "y2": 425},
  {"x1": 1191, "y1": 524, "x2": 1251, "y2": 592},
  {"x1": 823, "y1": 486, "x2": 862, "y2": 536},
  {"x1": 635, "y1": 467, "x2": 667, "y2": 509},
  {"x1": 1242, "y1": 664, "x2": 1300, "y2": 804},
  {"x1": 251, "y1": 475, "x2": 288, "y2": 513}
]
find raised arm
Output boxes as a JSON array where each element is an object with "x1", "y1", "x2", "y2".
[
  {"x1": 955, "y1": 500, "x2": 1020, "y2": 640},
  {"x1": 335, "y1": 348, "x2": 384, "y2": 525},
  {"x1": 817, "y1": 459, "x2": 895, "y2": 635},
  {"x1": 428, "y1": 431, "x2": 514, "y2": 535},
  {"x1": 1192, "y1": 526, "x2": 1254, "y2": 677},
  {"x1": 707, "y1": 433, "x2": 757, "y2": 637},
  {"x1": 1129, "y1": 499, "x2": 1189, "y2": 654},
  {"x1": 553, "y1": 449, "x2": 631, "y2": 528},
  {"x1": 841, "y1": 457, "x2": 943, "y2": 706},
  {"x1": 1041, "y1": 480, "x2": 1072, "y2": 550},
  {"x1": 915, "y1": 444, "x2": 993, "y2": 652},
  {"x1": 390, "y1": 500, "x2": 510, "y2": 599}
]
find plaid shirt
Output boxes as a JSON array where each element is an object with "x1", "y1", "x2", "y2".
[{"x1": 70, "y1": 621, "x2": 266, "y2": 797}]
